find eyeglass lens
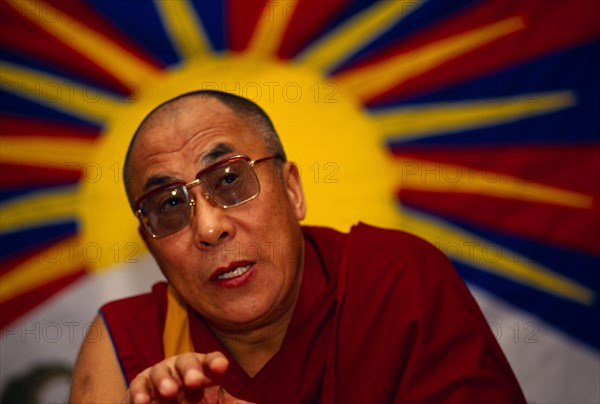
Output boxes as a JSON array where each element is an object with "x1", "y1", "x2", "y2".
[
  {"x1": 199, "y1": 159, "x2": 260, "y2": 207},
  {"x1": 140, "y1": 186, "x2": 192, "y2": 237},
  {"x1": 139, "y1": 158, "x2": 261, "y2": 237}
]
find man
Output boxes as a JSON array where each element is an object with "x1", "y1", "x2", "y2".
[{"x1": 70, "y1": 90, "x2": 526, "y2": 403}]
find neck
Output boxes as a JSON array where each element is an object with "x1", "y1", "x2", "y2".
[
  {"x1": 212, "y1": 311, "x2": 294, "y2": 377},
  {"x1": 211, "y1": 263, "x2": 305, "y2": 377}
]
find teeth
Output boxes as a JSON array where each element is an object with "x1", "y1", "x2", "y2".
[{"x1": 217, "y1": 264, "x2": 251, "y2": 280}]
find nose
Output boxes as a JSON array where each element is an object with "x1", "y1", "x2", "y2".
[{"x1": 189, "y1": 191, "x2": 234, "y2": 248}]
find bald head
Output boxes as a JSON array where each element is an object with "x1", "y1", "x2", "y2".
[{"x1": 123, "y1": 90, "x2": 287, "y2": 207}]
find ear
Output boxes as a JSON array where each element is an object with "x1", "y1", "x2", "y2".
[{"x1": 282, "y1": 162, "x2": 306, "y2": 221}]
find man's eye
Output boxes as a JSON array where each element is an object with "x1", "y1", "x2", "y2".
[
  {"x1": 160, "y1": 196, "x2": 186, "y2": 212},
  {"x1": 218, "y1": 172, "x2": 239, "y2": 187}
]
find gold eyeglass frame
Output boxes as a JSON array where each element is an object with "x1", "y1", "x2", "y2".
[{"x1": 134, "y1": 154, "x2": 280, "y2": 238}]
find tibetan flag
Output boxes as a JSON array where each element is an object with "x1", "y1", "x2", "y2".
[{"x1": 1, "y1": 1, "x2": 598, "y2": 402}]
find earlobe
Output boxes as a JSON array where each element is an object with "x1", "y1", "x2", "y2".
[{"x1": 283, "y1": 162, "x2": 306, "y2": 220}]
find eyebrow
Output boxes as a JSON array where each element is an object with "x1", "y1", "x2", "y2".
[
  {"x1": 142, "y1": 174, "x2": 181, "y2": 194},
  {"x1": 141, "y1": 143, "x2": 235, "y2": 194},
  {"x1": 200, "y1": 142, "x2": 234, "y2": 165}
]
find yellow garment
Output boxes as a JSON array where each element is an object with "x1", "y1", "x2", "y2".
[{"x1": 163, "y1": 285, "x2": 195, "y2": 357}]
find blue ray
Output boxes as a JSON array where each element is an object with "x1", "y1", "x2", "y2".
[
  {"x1": 326, "y1": 0, "x2": 480, "y2": 74},
  {"x1": 189, "y1": 0, "x2": 227, "y2": 52},
  {"x1": 88, "y1": 0, "x2": 179, "y2": 66},
  {"x1": 380, "y1": 41, "x2": 600, "y2": 146},
  {"x1": 400, "y1": 204, "x2": 600, "y2": 350},
  {"x1": 0, "y1": 221, "x2": 79, "y2": 263}
]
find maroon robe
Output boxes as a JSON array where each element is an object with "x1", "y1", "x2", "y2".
[{"x1": 102, "y1": 223, "x2": 526, "y2": 403}]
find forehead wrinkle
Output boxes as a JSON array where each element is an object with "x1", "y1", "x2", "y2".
[
  {"x1": 136, "y1": 97, "x2": 265, "y2": 163},
  {"x1": 198, "y1": 142, "x2": 235, "y2": 165},
  {"x1": 134, "y1": 129, "x2": 237, "y2": 195},
  {"x1": 130, "y1": 98, "x2": 269, "y2": 196},
  {"x1": 137, "y1": 124, "x2": 229, "y2": 166}
]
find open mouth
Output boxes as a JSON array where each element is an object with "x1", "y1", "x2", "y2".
[
  {"x1": 216, "y1": 263, "x2": 252, "y2": 280},
  {"x1": 210, "y1": 261, "x2": 256, "y2": 284}
]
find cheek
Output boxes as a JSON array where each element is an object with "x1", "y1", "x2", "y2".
[
  {"x1": 257, "y1": 183, "x2": 297, "y2": 223},
  {"x1": 251, "y1": 208, "x2": 303, "y2": 271},
  {"x1": 247, "y1": 205, "x2": 292, "y2": 248},
  {"x1": 147, "y1": 237, "x2": 194, "y2": 278}
]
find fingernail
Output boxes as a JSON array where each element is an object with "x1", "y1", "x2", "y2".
[
  {"x1": 159, "y1": 378, "x2": 176, "y2": 394},
  {"x1": 133, "y1": 393, "x2": 149, "y2": 403},
  {"x1": 185, "y1": 368, "x2": 202, "y2": 385}
]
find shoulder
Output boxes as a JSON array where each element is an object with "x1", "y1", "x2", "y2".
[
  {"x1": 100, "y1": 281, "x2": 169, "y2": 348},
  {"x1": 70, "y1": 314, "x2": 127, "y2": 401},
  {"x1": 333, "y1": 224, "x2": 526, "y2": 402},
  {"x1": 302, "y1": 222, "x2": 441, "y2": 257},
  {"x1": 351, "y1": 222, "x2": 440, "y2": 250},
  {"x1": 100, "y1": 282, "x2": 169, "y2": 383},
  {"x1": 304, "y1": 222, "x2": 459, "y2": 296},
  {"x1": 348, "y1": 222, "x2": 452, "y2": 275},
  {"x1": 302, "y1": 225, "x2": 347, "y2": 250},
  {"x1": 341, "y1": 223, "x2": 476, "y2": 316},
  {"x1": 303, "y1": 222, "x2": 452, "y2": 279}
]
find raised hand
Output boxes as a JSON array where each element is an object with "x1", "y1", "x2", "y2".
[{"x1": 127, "y1": 351, "x2": 252, "y2": 404}]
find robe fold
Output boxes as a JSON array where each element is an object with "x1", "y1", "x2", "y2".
[{"x1": 101, "y1": 223, "x2": 525, "y2": 403}]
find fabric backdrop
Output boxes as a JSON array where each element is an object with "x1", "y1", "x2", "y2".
[{"x1": 1, "y1": 1, "x2": 598, "y2": 402}]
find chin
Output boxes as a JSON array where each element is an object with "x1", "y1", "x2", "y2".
[{"x1": 212, "y1": 296, "x2": 281, "y2": 329}]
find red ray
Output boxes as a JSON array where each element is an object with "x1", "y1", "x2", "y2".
[
  {"x1": 333, "y1": 0, "x2": 600, "y2": 104},
  {"x1": 0, "y1": 163, "x2": 81, "y2": 188},
  {"x1": 0, "y1": 1, "x2": 128, "y2": 94},
  {"x1": 392, "y1": 144, "x2": 600, "y2": 196},
  {"x1": 0, "y1": 268, "x2": 87, "y2": 330},
  {"x1": 399, "y1": 190, "x2": 599, "y2": 255},
  {"x1": 227, "y1": 0, "x2": 270, "y2": 52},
  {"x1": 1, "y1": 117, "x2": 97, "y2": 187},
  {"x1": 277, "y1": 0, "x2": 349, "y2": 59},
  {"x1": 0, "y1": 115, "x2": 101, "y2": 139},
  {"x1": 0, "y1": 0, "x2": 164, "y2": 95}
]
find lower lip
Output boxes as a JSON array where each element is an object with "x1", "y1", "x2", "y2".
[{"x1": 212, "y1": 264, "x2": 256, "y2": 288}]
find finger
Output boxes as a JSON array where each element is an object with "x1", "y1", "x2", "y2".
[
  {"x1": 174, "y1": 352, "x2": 229, "y2": 390},
  {"x1": 128, "y1": 371, "x2": 152, "y2": 404},
  {"x1": 203, "y1": 351, "x2": 229, "y2": 381},
  {"x1": 173, "y1": 352, "x2": 205, "y2": 389},
  {"x1": 148, "y1": 361, "x2": 180, "y2": 399}
]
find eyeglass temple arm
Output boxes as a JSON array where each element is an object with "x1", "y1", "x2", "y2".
[{"x1": 251, "y1": 154, "x2": 285, "y2": 166}]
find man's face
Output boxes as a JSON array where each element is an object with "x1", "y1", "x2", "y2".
[{"x1": 128, "y1": 97, "x2": 306, "y2": 333}]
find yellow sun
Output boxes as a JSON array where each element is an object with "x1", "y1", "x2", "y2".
[
  {"x1": 1, "y1": 0, "x2": 588, "y2": 307},
  {"x1": 78, "y1": 55, "x2": 399, "y2": 270}
]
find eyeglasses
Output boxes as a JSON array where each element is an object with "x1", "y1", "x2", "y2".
[{"x1": 135, "y1": 154, "x2": 280, "y2": 238}]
